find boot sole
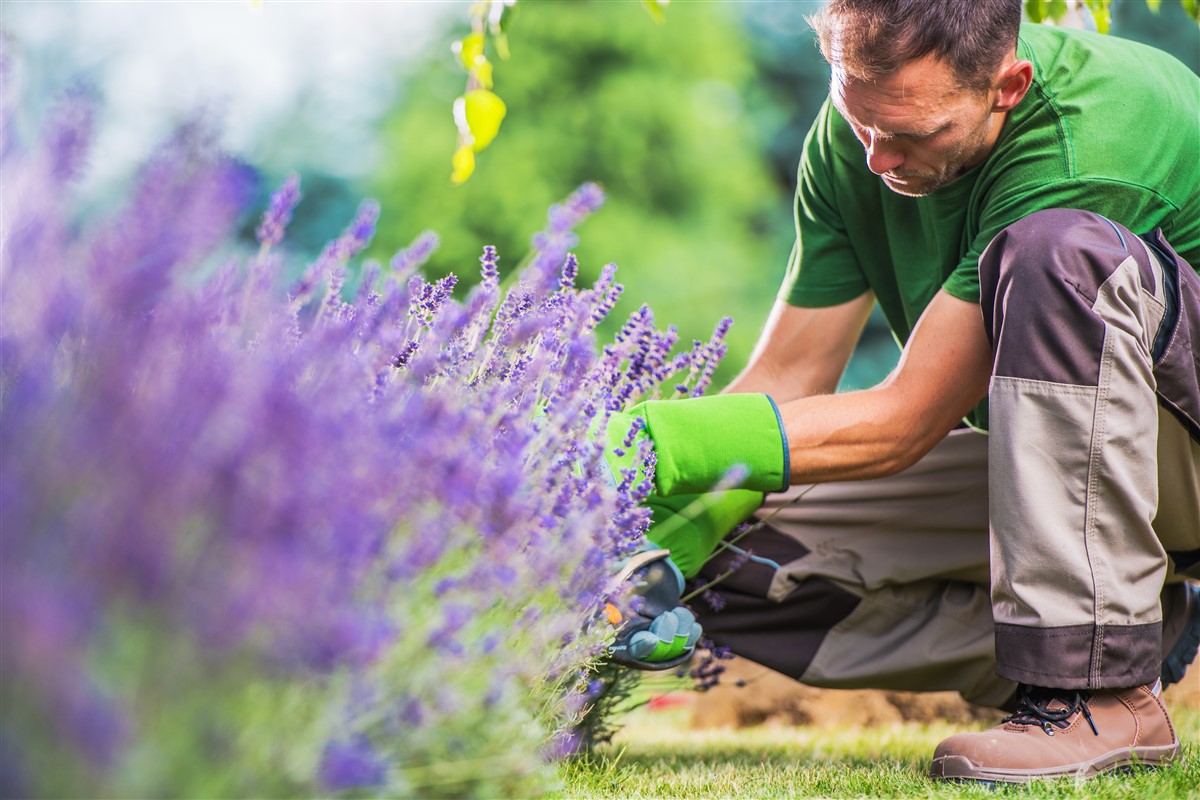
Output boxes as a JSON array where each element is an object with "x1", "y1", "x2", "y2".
[
  {"x1": 1162, "y1": 583, "x2": 1200, "y2": 688},
  {"x1": 930, "y1": 741, "x2": 1182, "y2": 784}
]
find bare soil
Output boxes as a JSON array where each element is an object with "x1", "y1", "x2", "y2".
[{"x1": 687, "y1": 656, "x2": 1199, "y2": 729}]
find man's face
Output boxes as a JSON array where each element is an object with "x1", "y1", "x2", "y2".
[{"x1": 831, "y1": 55, "x2": 1001, "y2": 197}]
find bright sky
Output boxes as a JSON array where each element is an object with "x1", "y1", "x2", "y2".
[{"x1": 4, "y1": 0, "x2": 459, "y2": 193}]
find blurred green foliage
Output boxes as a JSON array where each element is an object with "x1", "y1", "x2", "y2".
[
  {"x1": 1112, "y1": 0, "x2": 1200, "y2": 73},
  {"x1": 1027, "y1": 0, "x2": 1200, "y2": 34},
  {"x1": 369, "y1": 0, "x2": 793, "y2": 386}
]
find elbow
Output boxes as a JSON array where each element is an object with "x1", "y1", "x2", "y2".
[
  {"x1": 873, "y1": 437, "x2": 931, "y2": 478},
  {"x1": 867, "y1": 401, "x2": 949, "y2": 479},
  {"x1": 868, "y1": 439, "x2": 924, "y2": 480}
]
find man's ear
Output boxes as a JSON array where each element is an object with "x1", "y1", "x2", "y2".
[{"x1": 992, "y1": 59, "x2": 1033, "y2": 112}]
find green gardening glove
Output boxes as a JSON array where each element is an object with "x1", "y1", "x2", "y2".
[
  {"x1": 604, "y1": 394, "x2": 790, "y2": 498},
  {"x1": 645, "y1": 489, "x2": 764, "y2": 578},
  {"x1": 603, "y1": 394, "x2": 787, "y2": 577}
]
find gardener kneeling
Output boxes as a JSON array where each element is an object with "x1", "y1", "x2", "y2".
[{"x1": 606, "y1": 0, "x2": 1200, "y2": 785}]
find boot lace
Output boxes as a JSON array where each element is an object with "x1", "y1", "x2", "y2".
[{"x1": 1002, "y1": 686, "x2": 1099, "y2": 737}]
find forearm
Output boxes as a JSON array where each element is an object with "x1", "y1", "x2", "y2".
[
  {"x1": 778, "y1": 292, "x2": 992, "y2": 484},
  {"x1": 777, "y1": 385, "x2": 952, "y2": 483}
]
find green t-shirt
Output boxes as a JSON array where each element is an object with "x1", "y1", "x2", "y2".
[{"x1": 783, "y1": 23, "x2": 1200, "y2": 346}]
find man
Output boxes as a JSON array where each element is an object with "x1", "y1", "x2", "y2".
[{"x1": 613, "y1": 0, "x2": 1199, "y2": 784}]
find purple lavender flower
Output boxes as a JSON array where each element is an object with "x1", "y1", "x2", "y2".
[
  {"x1": 711, "y1": 463, "x2": 750, "y2": 492},
  {"x1": 392, "y1": 340, "x2": 421, "y2": 369},
  {"x1": 390, "y1": 230, "x2": 440, "y2": 278},
  {"x1": 480, "y1": 244, "x2": 500, "y2": 287},
  {"x1": 691, "y1": 316, "x2": 734, "y2": 398},
  {"x1": 700, "y1": 588, "x2": 728, "y2": 612},
  {"x1": 255, "y1": 174, "x2": 301, "y2": 247},
  {"x1": 620, "y1": 416, "x2": 645, "y2": 451},
  {"x1": 0, "y1": 90, "x2": 732, "y2": 796},
  {"x1": 689, "y1": 637, "x2": 735, "y2": 691},
  {"x1": 318, "y1": 736, "x2": 387, "y2": 790},
  {"x1": 293, "y1": 200, "x2": 381, "y2": 304},
  {"x1": 427, "y1": 603, "x2": 472, "y2": 654},
  {"x1": 528, "y1": 183, "x2": 606, "y2": 293},
  {"x1": 559, "y1": 253, "x2": 579, "y2": 290},
  {"x1": 43, "y1": 86, "x2": 97, "y2": 184}
]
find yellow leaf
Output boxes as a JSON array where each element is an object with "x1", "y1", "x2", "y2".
[
  {"x1": 453, "y1": 32, "x2": 486, "y2": 72},
  {"x1": 1083, "y1": 0, "x2": 1110, "y2": 33},
  {"x1": 451, "y1": 144, "x2": 475, "y2": 185},
  {"x1": 642, "y1": 0, "x2": 668, "y2": 25},
  {"x1": 464, "y1": 89, "x2": 507, "y2": 152}
]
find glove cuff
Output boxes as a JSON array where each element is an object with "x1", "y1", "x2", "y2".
[{"x1": 640, "y1": 393, "x2": 789, "y2": 497}]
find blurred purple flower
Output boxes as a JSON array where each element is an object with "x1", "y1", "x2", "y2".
[
  {"x1": 43, "y1": 85, "x2": 97, "y2": 184},
  {"x1": 255, "y1": 174, "x2": 301, "y2": 247},
  {"x1": 391, "y1": 229, "x2": 440, "y2": 279},
  {"x1": 0, "y1": 84, "x2": 731, "y2": 796},
  {"x1": 528, "y1": 183, "x2": 606, "y2": 293},
  {"x1": 318, "y1": 736, "x2": 387, "y2": 791}
]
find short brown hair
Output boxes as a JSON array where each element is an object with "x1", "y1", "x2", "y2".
[{"x1": 809, "y1": 0, "x2": 1022, "y2": 91}]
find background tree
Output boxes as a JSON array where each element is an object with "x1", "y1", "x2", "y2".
[{"x1": 369, "y1": 1, "x2": 791, "y2": 386}]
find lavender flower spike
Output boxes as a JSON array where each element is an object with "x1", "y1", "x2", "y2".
[
  {"x1": 391, "y1": 230, "x2": 440, "y2": 278},
  {"x1": 480, "y1": 245, "x2": 500, "y2": 288},
  {"x1": 557, "y1": 182, "x2": 605, "y2": 232},
  {"x1": 559, "y1": 253, "x2": 579, "y2": 290},
  {"x1": 529, "y1": 184, "x2": 606, "y2": 292},
  {"x1": 256, "y1": 174, "x2": 301, "y2": 247},
  {"x1": 334, "y1": 199, "x2": 381, "y2": 262},
  {"x1": 44, "y1": 86, "x2": 98, "y2": 185}
]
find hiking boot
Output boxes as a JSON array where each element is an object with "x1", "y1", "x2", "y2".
[
  {"x1": 930, "y1": 684, "x2": 1180, "y2": 784},
  {"x1": 1161, "y1": 581, "x2": 1200, "y2": 689}
]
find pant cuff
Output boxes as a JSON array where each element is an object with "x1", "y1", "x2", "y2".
[{"x1": 994, "y1": 621, "x2": 1160, "y2": 689}]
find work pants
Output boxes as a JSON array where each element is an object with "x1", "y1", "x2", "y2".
[{"x1": 696, "y1": 209, "x2": 1200, "y2": 703}]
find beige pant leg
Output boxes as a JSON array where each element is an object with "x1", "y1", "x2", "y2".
[{"x1": 766, "y1": 429, "x2": 1013, "y2": 708}]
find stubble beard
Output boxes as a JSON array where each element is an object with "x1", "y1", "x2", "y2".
[{"x1": 881, "y1": 116, "x2": 995, "y2": 198}]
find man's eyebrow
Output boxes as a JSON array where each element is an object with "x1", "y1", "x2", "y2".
[{"x1": 876, "y1": 122, "x2": 950, "y2": 139}]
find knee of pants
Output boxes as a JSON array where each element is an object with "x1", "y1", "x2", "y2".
[{"x1": 978, "y1": 208, "x2": 1157, "y2": 385}]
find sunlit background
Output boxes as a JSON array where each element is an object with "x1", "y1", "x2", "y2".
[{"x1": 6, "y1": 0, "x2": 1197, "y2": 388}]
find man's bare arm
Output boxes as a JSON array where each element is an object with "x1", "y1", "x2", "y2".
[
  {"x1": 777, "y1": 290, "x2": 992, "y2": 483},
  {"x1": 724, "y1": 293, "x2": 875, "y2": 401}
]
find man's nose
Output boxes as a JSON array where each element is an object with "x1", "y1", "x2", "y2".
[{"x1": 865, "y1": 135, "x2": 904, "y2": 175}]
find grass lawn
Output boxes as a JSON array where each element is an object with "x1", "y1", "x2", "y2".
[{"x1": 556, "y1": 696, "x2": 1200, "y2": 799}]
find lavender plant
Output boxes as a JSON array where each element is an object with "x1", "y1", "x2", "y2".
[{"x1": 0, "y1": 84, "x2": 735, "y2": 798}]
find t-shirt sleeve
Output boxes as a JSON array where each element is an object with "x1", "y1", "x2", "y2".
[
  {"x1": 780, "y1": 100, "x2": 870, "y2": 308},
  {"x1": 942, "y1": 177, "x2": 1181, "y2": 303}
]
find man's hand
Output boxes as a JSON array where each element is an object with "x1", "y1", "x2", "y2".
[
  {"x1": 606, "y1": 548, "x2": 701, "y2": 670},
  {"x1": 602, "y1": 396, "x2": 786, "y2": 576},
  {"x1": 604, "y1": 394, "x2": 790, "y2": 498},
  {"x1": 597, "y1": 395, "x2": 790, "y2": 669}
]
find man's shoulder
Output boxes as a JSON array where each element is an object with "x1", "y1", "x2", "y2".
[
  {"x1": 1019, "y1": 23, "x2": 1198, "y2": 99},
  {"x1": 996, "y1": 25, "x2": 1198, "y2": 192}
]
